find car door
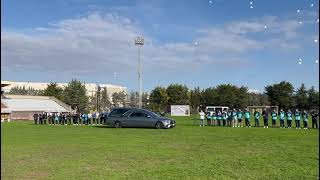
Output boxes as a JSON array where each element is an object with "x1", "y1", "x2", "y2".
[
  {"x1": 140, "y1": 112, "x2": 154, "y2": 127},
  {"x1": 128, "y1": 112, "x2": 142, "y2": 127},
  {"x1": 121, "y1": 110, "x2": 132, "y2": 127}
]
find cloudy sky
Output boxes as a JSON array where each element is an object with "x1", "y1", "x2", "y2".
[{"x1": 1, "y1": 0, "x2": 319, "y2": 92}]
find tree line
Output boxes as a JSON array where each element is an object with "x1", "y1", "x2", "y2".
[
  {"x1": 7, "y1": 80, "x2": 319, "y2": 114},
  {"x1": 147, "y1": 82, "x2": 319, "y2": 114}
]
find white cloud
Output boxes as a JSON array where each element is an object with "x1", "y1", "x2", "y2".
[{"x1": 1, "y1": 13, "x2": 306, "y2": 78}]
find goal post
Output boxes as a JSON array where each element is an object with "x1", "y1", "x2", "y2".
[{"x1": 247, "y1": 106, "x2": 279, "y2": 114}]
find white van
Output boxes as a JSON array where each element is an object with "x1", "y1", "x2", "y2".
[{"x1": 205, "y1": 106, "x2": 229, "y2": 113}]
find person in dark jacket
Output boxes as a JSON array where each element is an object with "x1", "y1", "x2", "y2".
[
  {"x1": 311, "y1": 110, "x2": 319, "y2": 129},
  {"x1": 262, "y1": 108, "x2": 269, "y2": 128},
  {"x1": 33, "y1": 113, "x2": 38, "y2": 125}
]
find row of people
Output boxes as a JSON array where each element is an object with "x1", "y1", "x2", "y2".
[
  {"x1": 33, "y1": 112, "x2": 108, "y2": 125},
  {"x1": 199, "y1": 108, "x2": 319, "y2": 129}
]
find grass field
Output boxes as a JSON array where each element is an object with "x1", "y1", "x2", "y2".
[{"x1": 1, "y1": 116, "x2": 319, "y2": 179}]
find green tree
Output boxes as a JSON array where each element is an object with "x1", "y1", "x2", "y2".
[
  {"x1": 166, "y1": 84, "x2": 189, "y2": 105},
  {"x1": 112, "y1": 91, "x2": 127, "y2": 107},
  {"x1": 307, "y1": 86, "x2": 319, "y2": 110},
  {"x1": 294, "y1": 83, "x2": 309, "y2": 110},
  {"x1": 100, "y1": 87, "x2": 112, "y2": 111},
  {"x1": 149, "y1": 86, "x2": 169, "y2": 113},
  {"x1": 200, "y1": 87, "x2": 217, "y2": 107},
  {"x1": 63, "y1": 79, "x2": 89, "y2": 113},
  {"x1": 8, "y1": 86, "x2": 44, "y2": 96},
  {"x1": 265, "y1": 81, "x2": 295, "y2": 109},
  {"x1": 189, "y1": 86, "x2": 202, "y2": 113},
  {"x1": 43, "y1": 82, "x2": 64, "y2": 101},
  {"x1": 142, "y1": 92, "x2": 149, "y2": 108},
  {"x1": 129, "y1": 90, "x2": 139, "y2": 107}
]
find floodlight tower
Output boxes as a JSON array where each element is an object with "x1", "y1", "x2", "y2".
[{"x1": 135, "y1": 36, "x2": 144, "y2": 108}]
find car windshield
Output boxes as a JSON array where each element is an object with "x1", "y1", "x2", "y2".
[{"x1": 150, "y1": 112, "x2": 161, "y2": 117}]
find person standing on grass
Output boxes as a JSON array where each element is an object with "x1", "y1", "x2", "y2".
[
  {"x1": 48, "y1": 113, "x2": 52, "y2": 125},
  {"x1": 244, "y1": 108, "x2": 251, "y2": 128},
  {"x1": 271, "y1": 110, "x2": 277, "y2": 128},
  {"x1": 254, "y1": 109, "x2": 260, "y2": 127},
  {"x1": 286, "y1": 110, "x2": 293, "y2": 128},
  {"x1": 199, "y1": 110, "x2": 205, "y2": 127},
  {"x1": 262, "y1": 108, "x2": 269, "y2": 128},
  {"x1": 33, "y1": 113, "x2": 38, "y2": 125},
  {"x1": 54, "y1": 113, "x2": 59, "y2": 125},
  {"x1": 206, "y1": 111, "x2": 211, "y2": 126},
  {"x1": 302, "y1": 110, "x2": 308, "y2": 129},
  {"x1": 209, "y1": 111, "x2": 214, "y2": 126},
  {"x1": 227, "y1": 109, "x2": 232, "y2": 127},
  {"x1": 222, "y1": 109, "x2": 228, "y2": 126},
  {"x1": 237, "y1": 109, "x2": 243, "y2": 127},
  {"x1": 279, "y1": 109, "x2": 285, "y2": 128},
  {"x1": 295, "y1": 109, "x2": 301, "y2": 129},
  {"x1": 43, "y1": 112, "x2": 47, "y2": 125},
  {"x1": 217, "y1": 110, "x2": 222, "y2": 126},
  {"x1": 39, "y1": 113, "x2": 43, "y2": 125},
  {"x1": 232, "y1": 108, "x2": 238, "y2": 127},
  {"x1": 92, "y1": 111, "x2": 97, "y2": 125},
  {"x1": 67, "y1": 112, "x2": 71, "y2": 125},
  {"x1": 212, "y1": 111, "x2": 217, "y2": 126},
  {"x1": 311, "y1": 110, "x2": 319, "y2": 129},
  {"x1": 88, "y1": 112, "x2": 92, "y2": 125}
]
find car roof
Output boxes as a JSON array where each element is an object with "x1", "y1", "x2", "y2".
[{"x1": 112, "y1": 107, "x2": 153, "y2": 114}]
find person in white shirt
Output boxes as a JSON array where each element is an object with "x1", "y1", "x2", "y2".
[
  {"x1": 88, "y1": 113, "x2": 92, "y2": 125},
  {"x1": 199, "y1": 110, "x2": 205, "y2": 127}
]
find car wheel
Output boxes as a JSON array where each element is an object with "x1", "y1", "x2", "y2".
[
  {"x1": 114, "y1": 121, "x2": 121, "y2": 128},
  {"x1": 155, "y1": 122, "x2": 164, "y2": 129}
]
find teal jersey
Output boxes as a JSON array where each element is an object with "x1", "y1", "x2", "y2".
[
  {"x1": 287, "y1": 112, "x2": 293, "y2": 120},
  {"x1": 245, "y1": 111, "x2": 250, "y2": 119},
  {"x1": 217, "y1": 114, "x2": 222, "y2": 120},
  {"x1": 254, "y1": 112, "x2": 260, "y2": 119},
  {"x1": 232, "y1": 111, "x2": 237, "y2": 117},
  {"x1": 237, "y1": 112, "x2": 243, "y2": 119},
  {"x1": 303, "y1": 113, "x2": 308, "y2": 121},
  {"x1": 271, "y1": 112, "x2": 277, "y2": 120},
  {"x1": 280, "y1": 111, "x2": 285, "y2": 120},
  {"x1": 212, "y1": 115, "x2": 217, "y2": 120},
  {"x1": 295, "y1": 112, "x2": 301, "y2": 121},
  {"x1": 222, "y1": 112, "x2": 227, "y2": 120}
]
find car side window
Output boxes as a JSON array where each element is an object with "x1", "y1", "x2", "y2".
[
  {"x1": 141, "y1": 113, "x2": 149, "y2": 118},
  {"x1": 130, "y1": 112, "x2": 141, "y2": 117}
]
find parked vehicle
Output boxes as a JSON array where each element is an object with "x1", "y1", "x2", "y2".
[{"x1": 106, "y1": 107, "x2": 176, "y2": 129}]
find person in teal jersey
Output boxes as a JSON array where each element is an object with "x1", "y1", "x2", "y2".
[
  {"x1": 302, "y1": 110, "x2": 308, "y2": 129},
  {"x1": 227, "y1": 110, "x2": 232, "y2": 127},
  {"x1": 244, "y1": 108, "x2": 251, "y2": 128},
  {"x1": 83, "y1": 113, "x2": 88, "y2": 125},
  {"x1": 212, "y1": 111, "x2": 217, "y2": 126},
  {"x1": 286, "y1": 110, "x2": 293, "y2": 128},
  {"x1": 295, "y1": 109, "x2": 301, "y2": 129},
  {"x1": 217, "y1": 110, "x2": 222, "y2": 126},
  {"x1": 222, "y1": 109, "x2": 228, "y2": 126},
  {"x1": 271, "y1": 110, "x2": 277, "y2": 128},
  {"x1": 206, "y1": 111, "x2": 212, "y2": 126},
  {"x1": 253, "y1": 109, "x2": 260, "y2": 127},
  {"x1": 279, "y1": 109, "x2": 286, "y2": 128},
  {"x1": 237, "y1": 109, "x2": 243, "y2": 127},
  {"x1": 232, "y1": 109, "x2": 238, "y2": 127},
  {"x1": 54, "y1": 113, "x2": 59, "y2": 125}
]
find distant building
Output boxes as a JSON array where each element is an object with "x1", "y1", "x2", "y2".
[
  {"x1": 2, "y1": 94, "x2": 72, "y2": 120},
  {"x1": 1, "y1": 80, "x2": 127, "y2": 101}
]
